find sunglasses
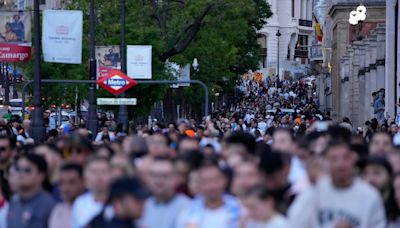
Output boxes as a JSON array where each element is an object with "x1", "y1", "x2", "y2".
[{"x1": 16, "y1": 166, "x2": 32, "y2": 174}]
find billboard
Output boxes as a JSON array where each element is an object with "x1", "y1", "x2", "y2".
[
  {"x1": 127, "y1": 45, "x2": 152, "y2": 79},
  {"x1": 95, "y1": 45, "x2": 121, "y2": 78},
  {"x1": 42, "y1": 10, "x2": 83, "y2": 64},
  {"x1": 0, "y1": 11, "x2": 31, "y2": 62}
]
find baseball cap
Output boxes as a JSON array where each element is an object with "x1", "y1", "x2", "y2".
[{"x1": 108, "y1": 177, "x2": 151, "y2": 202}]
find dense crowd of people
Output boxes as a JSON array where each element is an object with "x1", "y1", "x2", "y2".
[{"x1": 0, "y1": 75, "x2": 399, "y2": 228}]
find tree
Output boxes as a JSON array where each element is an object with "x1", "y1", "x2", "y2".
[{"x1": 22, "y1": 0, "x2": 272, "y2": 119}]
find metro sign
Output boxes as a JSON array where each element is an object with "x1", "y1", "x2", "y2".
[{"x1": 97, "y1": 69, "x2": 137, "y2": 95}]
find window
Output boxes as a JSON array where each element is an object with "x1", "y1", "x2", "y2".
[
  {"x1": 292, "y1": 0, "x2": 295, "y2": 17},
  {"x1": 295, "y1": 35, "x2": 309, "y2": 59}
]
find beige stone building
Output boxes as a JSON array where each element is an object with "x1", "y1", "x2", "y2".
[
  {"x1": 325, "y1": 0, "x2": 386, "y2": 126},
  {"x1": 0, "y1": 0, "x2": 62, "y2": 10}
]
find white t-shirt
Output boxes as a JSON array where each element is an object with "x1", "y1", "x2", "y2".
[
  {"x1": 245, "y1": 214, "x2": 289, "y2": 228},
  {"x1": 201, "y1": 207, "x2": 231, "y2": 228},
  {"x1": 288, "y1": 176, "x2": 386, "y2": 228},
  {"x1": 71, "y1": 192, "x2": 104, "y2": 228}
]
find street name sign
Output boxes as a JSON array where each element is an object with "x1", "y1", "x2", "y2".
[
  {"x1": 97, "y1": 69, "x2": 137, "y2": 95},
  {"x1": 97, "y1": 98, "x2": 137, "y2": 105}
]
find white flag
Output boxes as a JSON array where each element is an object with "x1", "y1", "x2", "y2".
[
  {"x1": 42, "y1": 10, "x2": 83, "y2": 64},
  {"x1": 127, "y1": 45, "x2": 152, "y2": 79}
]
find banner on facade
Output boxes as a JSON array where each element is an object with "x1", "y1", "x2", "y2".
[
  {"x1": 42, "y1": 10, "x2": 83, "y2": 64},
  {"x1": 0, "y1": 11, "x2": 31, "y2": 62},
  {"x1": 95, "y1": 45, "x2": 121, "y2": 78},
  {"x1": 127, "y1": 45, "x2": 152, "y2": 79}
]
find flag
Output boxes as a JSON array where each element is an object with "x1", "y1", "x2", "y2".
[{"x1": 314, "y1": 15, "x2": 323, "y2": 43}]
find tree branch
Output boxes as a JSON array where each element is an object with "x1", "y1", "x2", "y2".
[{"x1": 159, "y1": 3, "x2": 213, "y2": 62}]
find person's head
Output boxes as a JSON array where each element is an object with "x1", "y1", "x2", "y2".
[
  {"x1": 178, "y1": 137, "x2": 200, "y2": 154},
  {"x1": 5, "y1": 23, "x2": 11, "y2": 32},
  {"x1": 122, "y1": 136, "x2": 148, "y2": 158},
  {"x1": 58, "y1": 163, "x2": 85, "y2": 204},
  {"x1": 13, "y1": 15, "x2": 20, "y2": 21},
  {"x1": 222, "y1": 132, "x2": 256, "y2": 167},
  {"x1": 324, "y1": 140, "x2": 356, "y2": 188},
  {"x1": 369, "y1": 132, "x2": 394, "y2": 155},
  {"x1": 393, "y1": 173, "x2": 400, "y2": 208},
  {"x1": 231, "y1": 159, "x2": 261, "y2": 197},
  {"x1": 109, "y1": 48, "x2": 114, "y2": 53},
  {"x1": 198, "y1": 160, "x2": 227, "y2": 202},
  {"x1": 67, "y1": 136, "x2": 93, "y2": 165},
  {"x1": 242, "y1": 185, "x2": 276, "y2": 222},
  {"x1": 33, "y1": 144, "x2": 62, "y2": 177},
  {"x1": 16, "y1": 154, "x2": 47, "y2": 197},
  {"x1": 94, "y1": 144, "x2": 115, "y2": 160},
  {"x1": 257, "y1": 151, "x2": 290, "y2": 190},
  {"x1": 147, "y1": 133, "x2": 169, "y2": 157},
  {"x1": 108, "y1": 177, "x2": 149, "y2": 220},
  {"x1": 102, "y1": 126, "x2": 109, "y2": 134},
  {"x1": 84, "y1": 156, "x2": 112, "y2": 196},
  {"x1": 0, "y1": 136, "x2": 16, "y2": 166},
  {"x1": 110, "y1": 154, "x2": 134, "y2": 180},
  {"x1": 361, "y1": 156, "x2": 392, "y2": 194},
  {"x1": 147, "y1": 157, "x2": 178, "y2": 201},
  {"x1": 271, "y1": 128, "x2": 294, "y2": 153}
]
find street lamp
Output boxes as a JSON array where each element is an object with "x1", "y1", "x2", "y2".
[
  {"x1": 31, "y1": 0, "x2": 45, "y2": 142},
  {"x1": 192, "y1": 58, "x2": 199, "y2": 71},
  {"x1": 117, "y1": 0, "x2": 129, "y2": 132},
  {"x1": 276, "y1": 30, "x2": 281, "y2": 82},
  {"x1": 87, "y1": 0, "x2": 98, "y2": 140}
]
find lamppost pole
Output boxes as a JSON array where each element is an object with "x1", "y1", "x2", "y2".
[
  {"x1": 87, "y1": 0, "x2": 98, "y2": 140},
  {"x1": 4, "y1": 63, "x2": 9, "y2": 106},
  {"x1": 31, "y1": 0, "x2": 45, "y2": 141},
  {"x1": 117, "y1": 0, "x2": 129, "y2": 132},
  {"x1": 276, "y1": 29, "x2": 281, "y2": 82}
]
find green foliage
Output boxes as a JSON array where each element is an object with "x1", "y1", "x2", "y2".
[{"x1": 22, "y1": 0, "x2": 271, "y2": 118}]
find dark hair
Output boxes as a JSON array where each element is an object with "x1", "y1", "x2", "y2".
[
  {"x1": 359, "y1": 156, "x2": 393, "y2": 175},
  {"x1": 225, "y1": 132, "x2": 256, "y2": 155},
  {"x1": 0, "y1": 135, "x2": 16, "y2": 149},
  {"x1": 60, "y1": 163, "x2": 83, "y2": 178},
  {"x1": 322, "y1": 139, "x2": 352, "y2": 156},
  {"x1": 244, "y1": 185, "x2": 274, "y2": 201},
  {"x1": 370, "y1": 132, "x2": 393, "y2": 145},
  {"x1": 18, "y1": 153, "x2": 47, "y2": 174},
  {"x1": 198, "y1": 158, "x2": 225, "y2": 176},
  {"x1": 258, "y1": 151, "x2": 288, "y2": 175}
]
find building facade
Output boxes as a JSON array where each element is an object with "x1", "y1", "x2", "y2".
[
  {"x1": 325, "y1": 0, "x2": 386, "y2": 126},
  {"x1": 0, "y1": 0, "x2": 62, "y2": 10},
  {"x1": 258, "y1": 0, "x2": 314, "y2": 80}
]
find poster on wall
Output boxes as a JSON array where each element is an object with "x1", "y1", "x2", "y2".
[
  {"x1": 42, "y1": 10, "x2": 83, "y2": 64},
  {"x1": 95, "y1": 45, "x2": 121, "y2": 78},
  {"x1": 127, "y1": 45, "x2": 152, "y2": 79},
  {"x1": 0, "y1": 11, "x2": 31, "y2": 62}
]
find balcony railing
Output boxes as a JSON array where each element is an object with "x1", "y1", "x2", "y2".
[
  {"x1": 299, "y1": 19, "x2": 312, "y2": 27},
  {"x1": 260, "y1": 48, "x2": 267, "y2": 56},
  {"x1": 294, "y1": 49, "x2": 308, "y2": 58}
]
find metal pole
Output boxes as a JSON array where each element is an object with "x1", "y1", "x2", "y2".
[
  {"x1": 277, "y1": 30, "x2": 280, "y2": 82},
  {"x1": 31, "y1": 0, "x2": 46, "y2": 141},
  {"x1": 4, "y1": 64, "x2": 9, "y2": 106},
  {"x1": 12, "y1": 63, "x2": 17, "y2": 99},
  {"x1": 118, "y1": 0, "x2": 129, "y2": 132},
  {"x1": 87, "y1": 0, "x2": 98, "y2": 140}
]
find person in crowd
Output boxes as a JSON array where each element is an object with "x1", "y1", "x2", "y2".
[
  {"x1": 177, "y1": 137, "x2": 200, "y2": 155},
  {"x1": 0, "y1": 170, "x2": 10, "y2": 228},
  {"x1": 140, "y1": 157, "x2": 191, "y2": 228},
  {"x1": 71, "y1": 156, "x2": 112, "y2": 228},
  {"x1": 87, "y1": 177, "x2": 150, "y2": 228},
  {"x1": 389, "y1": 173, "x2": 400, "y2": 227},
  {"x1": 7, "y1": 153, "x2": 56, "y2": 228},
  {"x1": 230, "y1": 159, "x2": 261, "y2": 198},
  {"x1": 95, "y1": 126, "x2": 115, "y2": 142},
  {"x1": 17, "y1": 120, "x2": 31, "y2": 144},
  {"x1": 360, "y1": 156, "x2": 398, "y2": 222},
  {"x1": 369, "y1": 131, "x2": 394, "y2": 155},
  {"x1": 288, "y1": 140, "x2": 386, "y2": 228},
  {"x1": 177, "y1": 160, "x2": 241, "y2": 228},
  {"x1": 0, "y1": 136, "x2": 16, "y2": 172},
  {"x1": 241, "y1": 185, "x2": 289, "y2": 228},
  {"x1": 258, "y1": 150, "x2": 295, "y2": 215},
  {"x1": 48, "y1": 163, "x2": 85, "y2": 228}
]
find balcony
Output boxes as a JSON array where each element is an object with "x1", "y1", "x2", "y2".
[
  {"x1": 299, "y1": 19, "x2": 312, "y2": 27},
  {"x1": 294, "y1": 49, "x2": 308, "y2": 58},
  {"x1": 260, "y1": 48, "x2": 267, "y2": 56}
]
